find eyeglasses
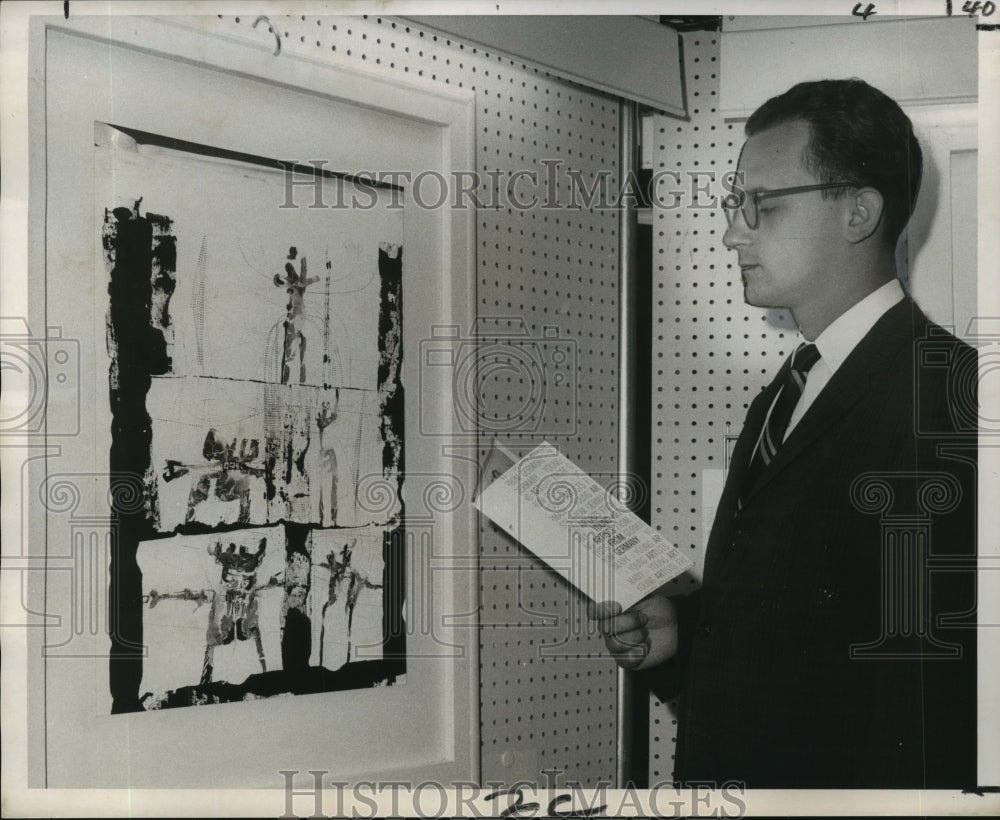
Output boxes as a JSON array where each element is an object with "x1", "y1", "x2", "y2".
[{"x1": 721, "y1": 182, "x2": 855, "y2": 230}]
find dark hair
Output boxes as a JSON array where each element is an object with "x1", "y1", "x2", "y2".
[{"x1": 745, "y1": 78, "x2": 922, "y2": 246}]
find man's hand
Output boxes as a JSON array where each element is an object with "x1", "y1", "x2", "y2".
[{"x1": 588, "y1": 594, "x2": 679, "y2": 671}]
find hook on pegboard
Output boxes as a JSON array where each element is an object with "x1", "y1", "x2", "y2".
[{"x1": 252, "y1": 16, "x2": 282, "y2": 57}]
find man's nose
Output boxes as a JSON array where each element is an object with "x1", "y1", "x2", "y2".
[{"x1": 722, "y1": 211, "x2": 752, "y2": 249}]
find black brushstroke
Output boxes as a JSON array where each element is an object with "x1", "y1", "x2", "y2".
[
  {"x1": 263, "y1": 457, "x2": 277, "y2": 502},
  {"x1": 141, "y1": 659, "x2": 404, "y2": 709},
  {"x1": 382, "y1": 526, "x2": 406, "y2": 661},
  {"x1": 105, "y1": 203, "x2": 174, "y2": 713},
  {"x1": 377, "y1": 247, "x2": 404, "y2": 491},
  {"x1": 377, "y1": 247, "x2": 406, "y2": 664},
  {"x1": 150, "y1": 233, "x2": 176, "y2": 330},
  {"x1": 282, "y1": 523, "x2": 313, "y2": 673}
]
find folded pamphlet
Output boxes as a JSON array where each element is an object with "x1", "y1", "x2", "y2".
[{"x1": 473, "y1": 441, "x2": 693, "y2": 609}]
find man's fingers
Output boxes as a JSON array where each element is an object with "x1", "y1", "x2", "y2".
[
  {"x1": 587, "y1": 599, "x2": 623, "y2": 621},
  {"x1": 604, "y1": 627, "x2": 648, "y2": 656},
  {"x1": 594, "y1": 610, "x2": 646, "y2": 638},
  {"x1": 610, "y1": 639, "x2": 650, "y2": 670}
]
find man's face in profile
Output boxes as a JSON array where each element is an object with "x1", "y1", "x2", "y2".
[{"x1": 724, "y1": 119, "x2": 846, "y2": 315}]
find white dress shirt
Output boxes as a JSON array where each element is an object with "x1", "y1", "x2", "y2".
[
  {"x1": 758, "y1": 279, "x2": 906, "y2": 452},
  {"x1": 786, "y1": 278, "x2": 905, "y2": 437}
]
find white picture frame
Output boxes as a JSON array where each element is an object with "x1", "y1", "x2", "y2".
[{"x1": 25, "y1": 13, "x2": 478, "y2": 789}]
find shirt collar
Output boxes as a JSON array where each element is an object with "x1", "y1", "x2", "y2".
[{"x1": 810, "y1": 279, "x2": 905, "y2": 373}]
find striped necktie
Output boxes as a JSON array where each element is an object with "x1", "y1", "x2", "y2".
[{"x1": 741, "y1": 342, "x2": 821, "y2": 503}]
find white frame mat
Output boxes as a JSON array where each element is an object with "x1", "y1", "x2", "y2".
[{"x1": 25, "y1": 14, "x2": 478, "y2": 789}]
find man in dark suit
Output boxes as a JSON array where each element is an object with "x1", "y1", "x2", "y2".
[{"x1": 593, "y1": 79, "x2": 977, "y2": 788}]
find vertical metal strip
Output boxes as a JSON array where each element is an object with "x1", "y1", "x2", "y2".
[{"x1": 616, "y1": 100, "x2": 645, "y2": 787}]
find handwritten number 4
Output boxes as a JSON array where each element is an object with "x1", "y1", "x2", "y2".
[
  {"x1": 963, "y1": 1, "x2": 996, "y2": 15},
  {"x1": 852, "y1": 3, "x2": 877, "y2": 19}
]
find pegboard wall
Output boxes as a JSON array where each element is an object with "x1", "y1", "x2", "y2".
[
  {"x1": 207, "y1": 14, "x2": 622, "y2": 786},
  {"x1": 647, "y1": 32, "x2": 798, "y2": 783}
]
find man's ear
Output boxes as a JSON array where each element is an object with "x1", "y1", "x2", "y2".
[{"x1": 844, "y1": 188, "x2": 884, "y2": 243}]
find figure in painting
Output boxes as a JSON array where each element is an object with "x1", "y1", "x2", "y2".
[
  {"x1": 319, "y1": 539, "x2": 382, "y2": 668},
  {"x1": 164, "y1": 428, "x2": 262, "y2": 525},
  {"x1": 317, "y1": 396, "x2": 341, "y2": 525},
  {"x1": 202, "y1": 537, "x2": 269, "y2": 684},
  {"x1": 274, "y1": 246, "x2": 320, "y2": 385}
]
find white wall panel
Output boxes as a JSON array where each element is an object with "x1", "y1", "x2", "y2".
[{"x1": 720, "y1": 16, "x2": 977, "y2": 118}]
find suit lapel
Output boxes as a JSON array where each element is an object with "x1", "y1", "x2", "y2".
[{"x1": 739, "y1": 298, "x2": 923, "y2": 506}]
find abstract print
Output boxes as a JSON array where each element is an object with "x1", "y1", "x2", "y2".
[{"x1": 101, "y1": 133, "x2": 405, "y2": 711}]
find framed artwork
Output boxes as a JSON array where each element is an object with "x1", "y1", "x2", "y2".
[
  {"x1": 26, "y1": 15, "x2": 478, "y2": 788},
  {"x1": 98, "y1": 126, "x2": 406, "y2": 711}
]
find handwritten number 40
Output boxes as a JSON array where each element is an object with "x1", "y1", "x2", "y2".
[
  {"x1": 855, "y1": 1, "x2": 995, "y2": 17},
  {"x1": 963, "y1": 1, "x2": 996, "y2": 15}
]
